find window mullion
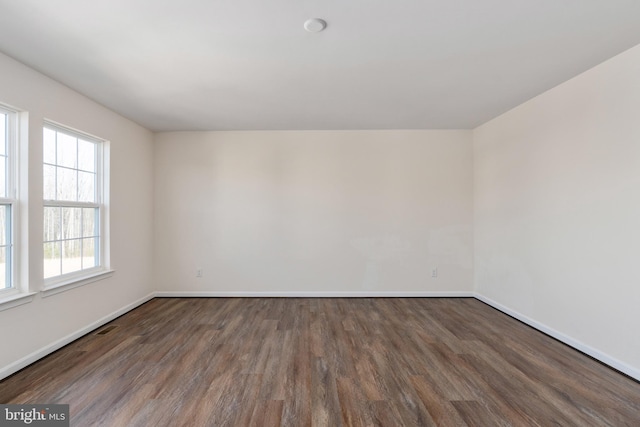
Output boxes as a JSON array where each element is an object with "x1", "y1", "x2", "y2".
[{"x1": 43, "y1": 200, "x2": 98, "y2": 209}]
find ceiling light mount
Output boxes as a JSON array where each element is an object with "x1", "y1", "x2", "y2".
[{"x1": 304, "y1": 18, "x2": 327, "y2": 33}]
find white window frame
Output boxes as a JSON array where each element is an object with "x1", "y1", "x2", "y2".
[
  {"x1": 42, "y1": 121, "x2": 112, "y2": 297},
  {"x1": 0, "y1": 103, "x2": 34, "y2": 311}
]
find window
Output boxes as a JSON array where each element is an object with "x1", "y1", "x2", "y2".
[
  {"x1": 43, "y1": 123, "x2": 108, "y2": 287},
  {"x1": 0, "y1": 106, "x2": 16, "y2": 292}
]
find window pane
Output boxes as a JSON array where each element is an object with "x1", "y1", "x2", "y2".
[
  {"x1": 44, "y1": 207, "x2": 61, "y2": 242},
  {"x1": 82, "y1": 237, "x2": 97, "y2": 269},
  {"x1": 62, "y1": 239, "x2": 82, "y2": 275},
  {"x1": 78, "y1": 139, "x2": 95, "y2": 172},
  {"x1": 57, "y1": 132, "x2": 77, "y2": 169},
  {"x1": 44, "y1": 241, "x2": 61, "y2": 278},
  {"x1": 82, "y1": 208, "x2": 97, "y2": 237},
  {"x1": 62, "y1": 207, "x2": 82, "y2": 240},
  {"x1": 43, "y1": 128, "x2": 56, "y2": 164},
  {"x1": 78, "y1": 171, "x2": 95, "y2": 202},
  {"x1": 43, "y1": 164, "x2": 56, "y2": 200},
  {"x1": 0, "y1": 205, "x2": 7, "y2": 246},
  {"x1": 0, "y1": 246, "x2": 5, "y2": 289},
  {"x1": 0, "y1": 112, "x2": 6, "y2": 156},
  {"x1": 0, "y1": 157, "x2": 5, "y2": 198},
  {"x1": 57, "y1": 167, "x2": 77, "y2": 201},
  {"x1": 1, "y1": 113, "x2": 10, "y2": 289}
]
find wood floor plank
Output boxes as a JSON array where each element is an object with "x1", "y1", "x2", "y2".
[
  {"x1": 282, "y1": 302, "x2": 312, "y2": 427},
  {"x1": 336, "y1": 376, "x2": 373, "y2": 427},
  {"x1": 367, "y1": 400, "x2": 407, "y2": 427},
  {"x1": 249, "y1": 399, "x2": 284, "y2": 427},
  {"x1": 452, "y1": 400, "x2": 512, "y2": 427},
  {"x1": 310, "y1": 357, "x2": 342, "y2": 427},
  {"x1": 1, "y1": 297, "x2": 639, "y2": 426},
  {"x1": 409, "y1": 374, "x2": 470, "y2": 427}
]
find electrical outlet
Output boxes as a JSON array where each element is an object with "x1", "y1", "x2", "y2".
[
  {"x1": 196, "y1": 269, "x2": 203, "y2": 278},
  {"x1": 431, "y1": 268, "x2": 438, "y2": 278}
]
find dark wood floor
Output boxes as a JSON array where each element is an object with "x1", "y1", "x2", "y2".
[{"x1": 1, "y1": 298, "x2": 639, "y2": 426}]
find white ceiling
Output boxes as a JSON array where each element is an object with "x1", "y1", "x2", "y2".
[{"x1": 1, "y1": 1, "x2": 640, "y2": 131}]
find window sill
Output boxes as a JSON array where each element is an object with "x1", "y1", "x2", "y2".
[
  {"x1": 41, "y1": 269, "x2": 115, "y2": 298},
  {"x1": 0, "y1": 291, "x2": 37, "y2": 312}
]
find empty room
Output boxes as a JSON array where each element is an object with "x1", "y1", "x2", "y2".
[{"x1": 1, "y1": 1, "x2": 639, "y2": 425}]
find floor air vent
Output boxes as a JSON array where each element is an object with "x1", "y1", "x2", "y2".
[{"x1": 96, "y1": 325, "x2": 118, "y2": 335}]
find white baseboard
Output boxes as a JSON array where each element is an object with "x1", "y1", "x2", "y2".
[
  {"x1": 153, "y1": 291, "x2": 476, "y2": 298},
  {"x1": 474, "y1": 293, "x2": 640, "y2": 382},
  {"x1": 0, "y1": 293, "x2": 155, "y2": 381}
]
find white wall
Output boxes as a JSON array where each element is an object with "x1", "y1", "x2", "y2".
[
  {"x1": 154, "y1": 131, "x2": 473, "y2": 295},
  {"x1": 474, "y1": 44, "x2": 640, "y2": 378},
  {"x1": 0, "y1": 52, "x2": 155, "y2": 375}
]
